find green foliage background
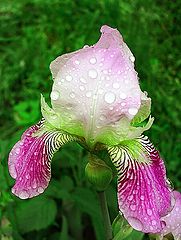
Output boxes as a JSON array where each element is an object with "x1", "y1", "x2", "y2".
[{"x1": 0, "y1": 0, "x2": 180, "y2": 239}]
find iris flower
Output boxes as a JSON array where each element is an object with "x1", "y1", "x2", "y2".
[{"x1": 8, "y1": 25, "x2": 181, "y2": 238}]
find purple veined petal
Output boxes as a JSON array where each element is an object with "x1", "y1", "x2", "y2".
[
  {"x1": 107, "y1": 135, "x2": 171, "y2": 233},
  {"x1": 8, "y1": 119, "x2": 75, "y2": 199},
  {"x1": 161, "y1": 191, "x2": 181, "y2": 239},
  {"x1": 47, "y1": 25, "x2": 151, "y2": 146}
]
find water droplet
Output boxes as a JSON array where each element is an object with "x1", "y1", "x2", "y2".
[
  {"x1": 34, "y1": 152, "x2": 38, "y2": 156},
  {"x1": 80, "y1": 85, "x2": 85, "y2": 91},
  {"x1": 121, "y1": 102, "x2": 126, "y2": 106},
  {"x1": 147, "y1": 209, "x2": 152, "y2": 216},
  {"x1": 120, "y1": 92, "x2": 127, "y2": 99},
  {"x1": 50, "y1": 90, "x2": 60, "y2": 100},
  {"x1": 65, "y1": 75, "x2": 72, "y2": 81},
  {"x1": 86, "y1": 91, "x2": 92, "y2": 98},
  {"x1": 152, "y1": 220, "x2": 157, "y2": 226},
  {"x1": 16, "y1": 148, "x2": 20, "y2": 154},
  {"x1": 80, "y1": 77, "x2": 87, "y2": 83},
  {"x1": 130, "y1": 204, "x2": 136, "y2": 211},
  {"x1": 88, "y1": 69, "x2": 98, "y2": 79},
  {"x1": 128, "y1": 195, "x2": 133, "y2": 201},
  {"x1": 100, "y1": 115, "x2": 106, "y2": 121},
  {"x1": 19, "y1": 191, "x2": 29, "y2": 199},
  {"x1": 127, "y1": 217, "x2": 143, "y2": 231},
  {"x1": 26, "y1": 174, "x2": 30, "y2": 179},
  {"x1": 57, "y1": 81, "x2": 62, "y2": 85},
  {"x1": 75, "y1": 60, "x2": 80, "y2": 65},
  {"x1": 70, "y1": 92, "x2": 75, "y2": 98},
  {"x1": 89, "y1": 57, "x2": 97, "y2": 64},
  {"x1": 140, "y1": 195, "x2": 144, "y2": 200},
  {"x1": 176, "y1": 207, "x2": 179, "y2": 212},
  {"x1": 104, "y1": 92, "x2": 116, "y2": 104},
  {"x1": 98, "y1": 89, "x2": 103, "y2": 94},
  {"x1": 113, "y1": 83, "x2": 119, "y2": 89},
  {"x1": 128, "y1": 108, "x2": 138, "y2": 115},
  {"x1": 99, "y1": 63, "x2": 103, "y2": 67},
  {"x1": 130, "y1": 56, "x2": 135, "y2": 62},
  {"x1": 103, "y1": 70, "x2": 108, "y2": 74},
  {"x1": 32, "y1": 182, "x2": 37, "y2": 189},
  {"x1": 37, "y1": 187, "x2": 44, "y2": 193},
  {"x1": 83, "y1": 45, "x2": 89, "y2": 48}
]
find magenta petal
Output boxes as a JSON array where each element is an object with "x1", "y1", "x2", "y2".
[
  {"x1": 161, "y1": 191, "x2": 181, "y2": 239},
  {"x1": 8, "y1": 119, "x2": 74, "y2": 199},
  {"x1": 108, "y1": 135, "x2": 171, "y2": 233}
]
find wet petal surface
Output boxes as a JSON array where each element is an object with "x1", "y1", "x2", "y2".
[
  {"x1": 48, "y1": 25, "x2": 150, "y2": 145},
  {"x1": 107, "y1": 135, "x2": 171, "y2": 233},
  {"x1": 8, "y1": 119, "x2": 74, "y2": 199}
]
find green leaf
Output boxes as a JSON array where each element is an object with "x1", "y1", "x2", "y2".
[{"x1": 15, "y1": 197, "x2": 57, "y2": 233}]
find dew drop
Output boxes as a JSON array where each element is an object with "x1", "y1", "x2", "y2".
[
  {"x1": 32, "y1": 182, "x2": 37, "y2": 189},
  {"x1": 86, "y1": 91, "x2": 92, "y2": 98},
  {"x1": 104, "y1": 92, "x2": 116, "y2": 104},
  {"x1": 79, "y1": 85, "x2": 85, "y2": 91},
  {"x1": 121, "y1": 102, "x2": 126, "y2": 106},
  {"x1": 16, "y1": 148, "x2": 20, "y2": 154},
  {"x1": 98, "y1": 89, "x2": 103, "y2": 94},
  {"x1": 26, "y1": 174, "x2": 30, "y2": 179},
  {"x1": 70, "y1": 92, "x2": 75, "y2": 98},
  {"x1": 130, "y1": 204, "x2": 136, "y2": 211},
  {"x1": 37, "y1": 187, "x2": 44, "y2": 193},
  {"x1": 66, "y1": 75, "x2": 72, "y2": 81},
  {"x1": 128, "y1": 195, "x2": 133, "y2": 201},
  {"x1": 140, "y1": 195, "x2": 144, "y2": 200},
  {"x1": 34, "y1": 152, "x2": 38, "y2": 156},
  {"x1": 120, "y1": 92, "x2": 127, "y2": 99},
  {"x1": 75, "y1": 60, "x2": 80, "y2": 65},
  {"x1": 89, "y1": 57, "x2": 97, "y2": 64},
  {"x1": 50, "y1": 90, "x2": 60, "y2": 100},
  {"x1": 100, "y1": 115, "x2": 106, "y2": 121},
  {"x1": 113, "y1": 83, "x2": 120, "y2": 89},
  {"x1": 57, "y1": 81, "x2": 62, "y2": 85},
  {"x1": 152, "y1": 220, "x2": 157, "y2": 226},
  {"x1": 88, "y1": 69, "x2": 98, "y2": 79},
  {"x1": 128, "y1": 108, "x2": 138, "y2": 115},
  {"x1": 130, "y1": 56, "x2": 135, "y2": 62},
  {"x1": 127, "y1": 217, "x2": 143, "y2": 231},
  {"x1": 19, "y1": 191, "x2": 29, "y2": 199},
  {"x1": 80, "y1": 77, "x2": 87, "y2": 83},
  {"x1": 147, "y1": 209, "x2": 152, "y2": 216}
]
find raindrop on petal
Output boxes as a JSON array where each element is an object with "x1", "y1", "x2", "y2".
[
  {"x1": 113, "y1": 83, "x2": 120, "y2": 89},
  {"x1": 120, "y1": 92, "x2": 127, "y2": 99},
  {"x1": 37, "y1": 187, "x2": 44, "y2": 193},
  {"x1": 66, "y1": 75, "x2": 72, "y2": 81},
  {"x1": 86, "y1": 91, "x2": 92, "y2": 98},
  {"x1": 128, "y1": 108, "x2": 138, "y2": 115},
  {"x1": 70, "y1": 92, "x2": 75, "y2": 98},
  {"x1": 89, "y1": 57, "x2": 97, "y2": 64},
  {"x1": 130, "y1": 56, "x2": 135, "y2": 62},
  {"x1": 19, "y1": 191, "x2": 29, "y2": 199},
  {"x1": 147, "y1": 209, "x2": 152, "y2": 216},
  {"x1": 104, "y1": 92, "x2": 116, "y2": 104},
  {"x1": 50, "y1": 90, "x2": 60, "y2": 100},
  {"x1": 75, "y1": 60, "x2": 80, "y2": 65},
  {"x1": 88, "y1": 69, "x2": 98, "y2": 79},
  {"x1": 80, "y1": 77, "x2": 87, "y2": 83},
  {"x1": 130, "y1": 204, "x2": 136, "y2": 211}
]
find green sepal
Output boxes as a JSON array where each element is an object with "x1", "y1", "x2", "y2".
[{"x1": 112, "y1": 214, "x2": 133, "y2": 240}]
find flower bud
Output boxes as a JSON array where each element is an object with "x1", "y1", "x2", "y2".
[{"x1": 85, "y1": 157, "x2": 112, "y2": 191}]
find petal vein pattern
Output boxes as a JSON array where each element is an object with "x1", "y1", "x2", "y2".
[
  {"x1": 8, "y1": 119, "x2": 75, "y2": 199},
  {"x1": 107, "y1": 135, "x2": 171, "y2": 233}
]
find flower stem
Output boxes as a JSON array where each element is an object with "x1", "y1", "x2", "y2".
[{"x1": 97, "y1": 191, "x2": 113, "y2": 240}]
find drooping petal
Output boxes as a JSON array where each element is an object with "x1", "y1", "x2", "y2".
[
  {"x1": 107, "y1": 135, "x2": 171, "y2": 233},
  {"x1": 8, "y1": 119, "x2": 75, "y2": 199},
  {"x1": 46, "y1": 25, "x2": 151, "y2": 146},
  {"x1": 161, "y1": 191, "x2": 181, "y2": 239}
]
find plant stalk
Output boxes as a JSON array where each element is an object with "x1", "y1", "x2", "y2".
[{"x1": 97, "y1": 191, "x2": 113, "y2": 240}]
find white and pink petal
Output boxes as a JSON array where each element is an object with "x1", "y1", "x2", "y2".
[
  {"x1": 49, "y1": 25, "x2": 149, "y2": 146},
  {"x1": 8, "y1": 119, "x2": 75, "y2": 199},
  {"x1": 107, "y1": 135, "x2": 171, "y2": 233}
]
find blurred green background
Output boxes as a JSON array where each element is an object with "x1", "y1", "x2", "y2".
[{"x1": 0, "y1": 0, "x2": 180, "y2": 239}]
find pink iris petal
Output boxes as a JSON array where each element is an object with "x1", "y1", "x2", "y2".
[
  {"x1": 161, "y1": 191, "x2": 181, "y2": 239},
  {"x1": 108, "y1": 135, "x2": 171, "y2": 233},
  {"x1": 8, "y1": 119, "x2": 74, "y2": 199},
  {"x1": 48, "y1": 25, "x2": 149, "y2": 144}
]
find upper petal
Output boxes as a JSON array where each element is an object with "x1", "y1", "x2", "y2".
[
  {"x1": 107, "y1": 135, "x2": 171, "y2": 233},
  {"x1": 8, "y1": 119, "x2": 75, "y2": 199},
  {"x1": 48, "y1": 25, "x2": 150, "y2": 146}
]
